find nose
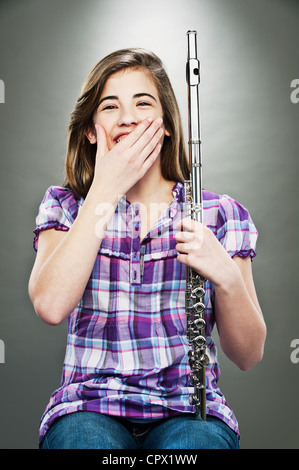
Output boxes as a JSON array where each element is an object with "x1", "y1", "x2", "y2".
[{"x1": 117, "y1": 105, "x2": 139, "y2": 127}]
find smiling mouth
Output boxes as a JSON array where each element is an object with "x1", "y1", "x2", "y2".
[{"x1": 115, "y1": 133, "x2": 130, "y2": 144}]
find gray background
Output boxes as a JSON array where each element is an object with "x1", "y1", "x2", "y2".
[{"x1": 0, "y1": 0, "x2": 298, "y2": 449}]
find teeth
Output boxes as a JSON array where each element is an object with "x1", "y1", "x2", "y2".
[{"x1": 116, "y1": 135, "x2": 128, "y2": 144}]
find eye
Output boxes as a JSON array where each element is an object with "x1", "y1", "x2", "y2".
[
  {"x1": 137, "y1": 101, "x2": 152, "y2": 107},
  {"x1": 102, "y1": 104, "x2": 117, "y2": 111}
]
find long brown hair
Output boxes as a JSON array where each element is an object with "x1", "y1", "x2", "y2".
[{"x1": 63, "y1": 48, "x2": 189, "y2": 198}]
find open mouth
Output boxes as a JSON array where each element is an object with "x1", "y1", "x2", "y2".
[{"x1": 114, "y1": 133, "x2": 130, "y2": 144}]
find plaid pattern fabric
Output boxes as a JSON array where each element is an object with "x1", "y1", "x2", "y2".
[{"x1": 33, "y1": 183, "x2": 258, "y2": 444}]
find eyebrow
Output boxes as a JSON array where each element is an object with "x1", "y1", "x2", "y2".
[{"x1": 98, "y1": 93, "x2": 157, "y2": 106}]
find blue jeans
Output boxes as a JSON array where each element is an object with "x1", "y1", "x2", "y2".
[{"x1": 40, "y1": 411, "x2": 239, "y2": 449}]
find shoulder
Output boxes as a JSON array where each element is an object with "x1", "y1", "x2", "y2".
[
  {"x1": 33, "y1": 186, "x2": 83, "y2": 251},
  {"x1": 38, "y1": 185, "x2": 83, "y2": 218},
  {"x1": 41, "y1": 185, "x2": 81, "y2": 206},
  {"x1": 203, "y1": 190, "x2": 254, "y2": 226},
  {"x1": 203, "y1": 190, "x2": 258, "y2": 258}
]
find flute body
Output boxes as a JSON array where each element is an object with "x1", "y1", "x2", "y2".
[{"x1": 184, "y1": 30, "x2": 209, "y2": 420}]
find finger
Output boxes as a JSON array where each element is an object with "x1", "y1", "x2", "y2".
[
  {"x1": 176, "y1": 217, "x2": 201, "y2": 232},
  {"x1": 117, "y1": 117, "x2": 154, "y2": 148},
  {"x1": 176, "y1": 253, "x2": 189, "y2": 266},
  {"x1": 175, "y1": 242, "x2": 191, "y2": 254},
  {"x1": 138, "y1": 142, "x2": 162, "y2": 178},
  {"x1": 136, "y1": 117, "x2": 164, "y2": 155},
  {"x1": 95, "y1": 124, "x2": 109, "y2": 160},
  {"x1": 122, "y1": 117, "x2": 163, "y2": 151},
  {"x1": 139, "y1": 127, "x2": 164, "y2": 162},
  {"x1": 175, "y1": 230, "x2": 196, "y2": 243}
]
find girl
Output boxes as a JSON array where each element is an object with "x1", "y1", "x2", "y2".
[{"x1": 29, "y1": 48, "x2": 266, "y2": 449}]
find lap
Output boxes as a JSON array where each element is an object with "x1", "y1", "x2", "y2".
[
  {"x1": 143, "y1": 415, "x2": 239, "y2": 449},
  {"x1": 41, "y1": 411, "x2": 136, "y2": 449},
  {"x1": 41, "y1": 411, "x2": 239, "y2": 450}
]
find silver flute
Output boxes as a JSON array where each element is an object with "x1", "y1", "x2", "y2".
[{"x1": 184, "y1": 30, "x2": 209, "y2": 420}]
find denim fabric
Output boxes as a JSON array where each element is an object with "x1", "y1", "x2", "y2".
[{"x1": 41, "y1": 411, "x2": 239, "y2": 449}]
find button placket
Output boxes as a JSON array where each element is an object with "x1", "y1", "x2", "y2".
[{"x1": 130, "y1": 204, "x2": 141, "y2": 285}]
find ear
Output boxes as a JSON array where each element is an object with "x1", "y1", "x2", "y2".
[
  {"x1": 163, "y1": 122, "x2": 171, "y2": 137},
  {"x1": 84, "y1": 124, "x2": 97, "y2": 144}
]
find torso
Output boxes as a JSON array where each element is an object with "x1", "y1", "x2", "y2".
[{"x1": 128, "y1": 179, "x2": 177, "y2": 242}]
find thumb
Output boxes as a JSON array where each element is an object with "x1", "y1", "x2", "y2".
[{"x1": 94, "y1": 124, "x2": 109, "y2": 160}]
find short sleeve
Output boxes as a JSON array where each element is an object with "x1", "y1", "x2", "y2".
[
  {"x1": 216, "y1": 195, "x2": 258, "y2": 260},
  {"x1": 33, "y1": 186, "x2": 80, "y2": 251}
]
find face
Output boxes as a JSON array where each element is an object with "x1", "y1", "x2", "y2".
[{"x1": 88, "y1": 68, "x2": 170, "y2": 149}]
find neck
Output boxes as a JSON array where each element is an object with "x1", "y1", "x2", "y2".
[
  {"x1": 126, "y1": 157, "x2": 175, "y2": 205},
  {"x1": 125, "y1": 158, "x2": 176, "y2": 241}
]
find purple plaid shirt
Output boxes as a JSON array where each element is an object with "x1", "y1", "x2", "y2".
[{"x1": 33, "y1": 182, "x2": 258, "y2": 444}]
